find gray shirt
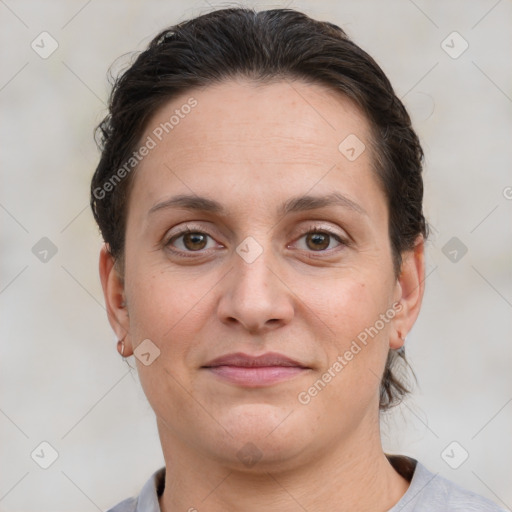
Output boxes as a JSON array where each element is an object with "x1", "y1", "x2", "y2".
[{"x1": 107, "y1": 456, "x2": 506, "y2": 511}]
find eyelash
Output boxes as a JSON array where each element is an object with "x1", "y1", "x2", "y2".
[{"x1": 164, "y1": 224, "x2": 349, "y2": 258}]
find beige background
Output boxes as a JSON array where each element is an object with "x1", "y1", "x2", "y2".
[{"x1": 1, "y1": 0, "x2": 511, "y2": 510}]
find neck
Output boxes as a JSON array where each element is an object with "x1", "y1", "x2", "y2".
[{"x1": 157, "y1": 417, "x2": 410, "y2": 512}]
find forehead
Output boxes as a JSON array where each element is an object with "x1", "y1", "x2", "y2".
[
  {"x1": 145, "y1": 78, "x2": 370, "y2": 158},
  {"x1": 128, "y1": 78, "x2": 381, "y2": 219}
]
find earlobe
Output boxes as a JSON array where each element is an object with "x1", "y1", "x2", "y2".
[
  {"x1": 390, "y1": 236, "x2": 425, "y2": 349},
  {"x1": 99, "y1": 244, "x2": 133, "y2": 356}
]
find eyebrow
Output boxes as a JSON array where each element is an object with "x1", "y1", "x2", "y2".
[{"x1": 147, "y1": 191, "x2": 367, "y2": 217}]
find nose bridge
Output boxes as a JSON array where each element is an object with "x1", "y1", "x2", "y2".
[
  {"x1": 235, "y1": 245, "x2": 274, "y2": 300},
  {"x1": 217, "y1": 235, "x2": 294, "y2": 332}
]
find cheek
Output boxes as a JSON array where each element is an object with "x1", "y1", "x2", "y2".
[
  {"x1": 305, "y1": 274, "x2": 393, "y2": 392},
  {"x1": 124, "y1": 265, "x2": 213, "y2": 373},
  {"x1": 124, "y1": 269, "x2": 210, "y2": 419},
  {"x1": 127, "y1": 262, "x2": 208, "y2": 332},
  {"x1": 304, "y1": 271, "x2": 392, "y2": 342}
]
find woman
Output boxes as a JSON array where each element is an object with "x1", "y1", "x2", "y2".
[{"x1": 91, "y1": 7, "x2": 505, "y2": 512}]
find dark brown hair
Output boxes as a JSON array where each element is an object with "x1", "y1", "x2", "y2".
[{"x1": 91, "y1": 7, "x2": 427, "y2": 410}]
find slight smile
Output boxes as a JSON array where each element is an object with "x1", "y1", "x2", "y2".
[{"x1": 202, "y1": 352, "x2": 311, "y2": 387}]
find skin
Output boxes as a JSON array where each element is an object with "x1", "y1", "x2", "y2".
[{"x1": 100, "y1": 78, "x2": 425, "y2": 511}]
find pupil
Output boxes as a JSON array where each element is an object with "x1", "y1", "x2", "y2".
[
  {"x1": 308, "y1": 233, "x2": 328, "y2": 250},
  {"x1": 182, "y1": 232, "x2": 331, "y2": 252},
  {"x1": 185, "y1": 233, "x2": 206, "y2": 250}
]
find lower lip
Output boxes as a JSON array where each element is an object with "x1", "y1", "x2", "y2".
[{"x1": 204, "y1": 366, "x2": 308, "y2": 387}]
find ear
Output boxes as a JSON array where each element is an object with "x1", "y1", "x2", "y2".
[
  {"x1": 99, "y1": 244, "x2": 133, "y2": 356},
  {"x1": 390, "y1": 236, "x2": 425, "y2": 349}
]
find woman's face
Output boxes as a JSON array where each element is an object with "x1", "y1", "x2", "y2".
[{"x1": 101, "y1": 79, "x2": 424, "y2": 470}]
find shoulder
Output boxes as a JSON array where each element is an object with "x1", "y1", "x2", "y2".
[
  {"x1": 105, "y1": 467, "x2": 165, "y2": 512},
  {"x1": 425, "y1": 470, "x2": 506, "y2": 511},
  {"x1": 402, "y1": 459, "x2": 507, "y2": 512},
  {"x1": 106, "y1": 496, "x2": 137, "y2": 512}
]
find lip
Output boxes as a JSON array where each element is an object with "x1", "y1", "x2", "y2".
[
  {"x1": 202, "y1": 352, "x2": 310, "y2": 387},
  {"x1": 203, "y1": 351, "x2": 308, "y2": 368}
]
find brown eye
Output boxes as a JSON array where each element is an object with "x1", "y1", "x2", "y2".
[
  {"x1": 305, "y1": 232, "x2": 330, "y2": 251},
  {"x1": 293, "y1": 227, "x2": 346, "y2": 253},
  {"x1": 166, "y1": 230, "x2": 215, "y2": 253},
  {"x1": 182, "y1": 232, "x2": 208, "y2": 251}
]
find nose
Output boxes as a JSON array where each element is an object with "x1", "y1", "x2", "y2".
[{"x1": 216, "y1": 246, "x2": 295, "y2": 335}]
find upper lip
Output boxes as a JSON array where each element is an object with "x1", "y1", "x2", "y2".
[{"x1": 202, "y1": 352, "x2": 309, "y2": 368}]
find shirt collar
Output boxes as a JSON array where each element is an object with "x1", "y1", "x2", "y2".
[
  {"x1": 135, "y1": 466, "x2": 165, "y2": 512},
  {"x1": 133, "y1": 456, "x2": 419, "y2": 511}
]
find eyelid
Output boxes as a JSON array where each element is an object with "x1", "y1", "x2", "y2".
[
  {"x1": 164, "y1": 222, "x2": 347, "y2": 242},
  {"x1": 289, "y1": 224, "x2": 350, "y2": 249},
  {"x1": 164, "y1": 222, "x2": 350, "y2": 257},
  {"x1": 165, "y1": 222, "x2": 216, "y2": 239},
  {"x1": 164, "y1": 223, "x2": 222, "y2": 248}
]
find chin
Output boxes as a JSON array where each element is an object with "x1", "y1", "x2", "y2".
[{"x1": 208, "y1": 404, "x2": 315, "y2": 468}]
